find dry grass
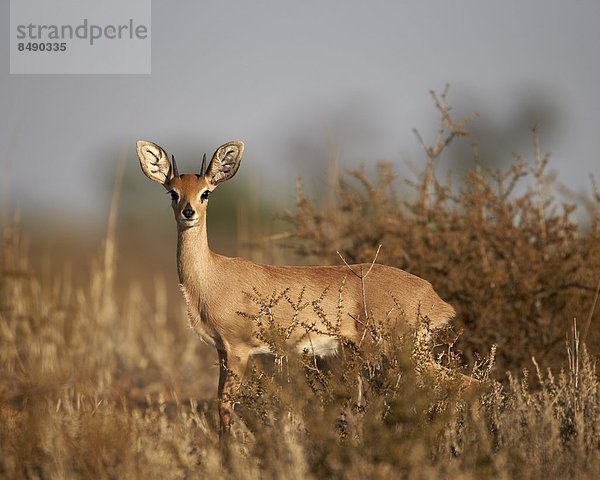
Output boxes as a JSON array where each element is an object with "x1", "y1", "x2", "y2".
[{"x1": 1, "y1": 89, "x2": 600, "y2": 478}]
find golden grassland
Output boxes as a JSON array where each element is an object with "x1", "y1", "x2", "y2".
[{"x1": 1, "y1": 90, "x2": 599, "y2": 478}]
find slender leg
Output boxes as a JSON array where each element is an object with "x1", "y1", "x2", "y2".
[
  {"x1": 216, "y1": 349, "x2": 234, "y2": 437},
  {"x1": 216, "y1": 348, "x2": 249, "y2": 437}
]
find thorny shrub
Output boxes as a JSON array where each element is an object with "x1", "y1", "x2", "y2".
[{"x1": 284, "y1": 87, "x2": 600, "y2": 374}]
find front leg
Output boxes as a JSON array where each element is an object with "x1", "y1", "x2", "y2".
[{"x1": 217, "y1": 348, "x2": 249, "y2": 436}]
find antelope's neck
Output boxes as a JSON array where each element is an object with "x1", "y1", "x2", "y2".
[{"x1": 176, "y1": 222, "x2": 213, "y2": 291}]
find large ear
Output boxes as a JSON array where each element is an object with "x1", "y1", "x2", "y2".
[
  {"x1": 204, "y1": 141, "x2": 244, "y2": 187},
  {"x1": 136, "y1": 140, "x2": 174, "y2": 186}
]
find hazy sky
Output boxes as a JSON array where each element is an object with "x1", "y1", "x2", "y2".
[{"x1": 2, "y1": 1, "x2": 599, "y2": 218}]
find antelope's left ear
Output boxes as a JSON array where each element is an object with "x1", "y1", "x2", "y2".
[{"x1": 204, "y1": 141, "x2": 244, "y2": 187}]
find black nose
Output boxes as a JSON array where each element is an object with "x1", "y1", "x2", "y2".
[{"x1": 182, "y1": 208, "x2": 195, "y2": 219}]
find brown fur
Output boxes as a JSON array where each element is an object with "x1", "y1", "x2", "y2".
[{"x1": 137, "y1": 140, "x2": 456, "y2": 434}]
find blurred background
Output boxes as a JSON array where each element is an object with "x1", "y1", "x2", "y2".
[
  {"x1": 1, "y1": 0, "x2": 599, "y2": 298},
  {"x1": 2, "y1": 6, "x2": 600, "y2": 472}
]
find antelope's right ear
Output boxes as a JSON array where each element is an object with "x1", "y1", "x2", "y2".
[{"x1": 136, "y1": 140, "x2": 174, "y2": 186}]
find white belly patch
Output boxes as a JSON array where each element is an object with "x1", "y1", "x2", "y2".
[{"x1": 249, "y1": 336, "x2": 340, "y2": 358}]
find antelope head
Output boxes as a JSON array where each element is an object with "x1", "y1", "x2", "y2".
[{"x1": 136, "y1": 140, "x2": 244, "y2": 229}]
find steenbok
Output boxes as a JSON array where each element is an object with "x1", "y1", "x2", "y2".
[{"x1": 136, "y1": 140, "x2": 457, "y2": 434}]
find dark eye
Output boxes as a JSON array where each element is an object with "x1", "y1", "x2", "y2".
[
  {"x1": 169, "y1": 190, "x2": 179, "y2": 202},
  {"x1": 201, "y1": 190, "x2": 210, "y2": 202}
]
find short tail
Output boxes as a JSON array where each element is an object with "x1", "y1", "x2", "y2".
[{"x1": 421, "y1": 294, "x2": 455, "y2": 329}]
